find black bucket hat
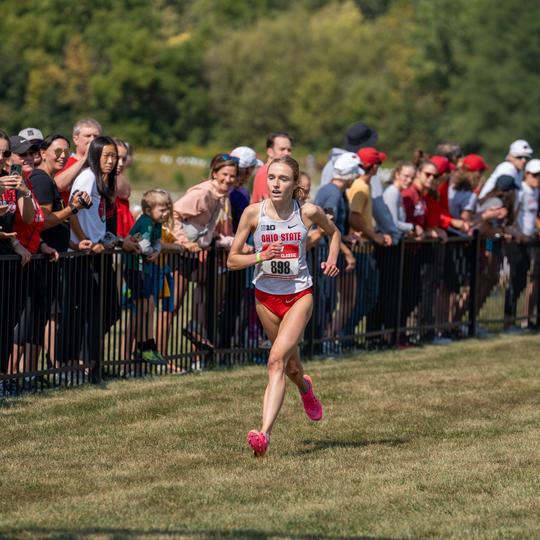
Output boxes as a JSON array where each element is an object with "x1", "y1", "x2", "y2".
[{"x1": 343, "y1": 123, "x2": 378, "y2": 152}]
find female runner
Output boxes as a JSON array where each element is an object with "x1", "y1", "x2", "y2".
[{"x1": 227, "y1": 156, "x2": 340, "y2": 456}]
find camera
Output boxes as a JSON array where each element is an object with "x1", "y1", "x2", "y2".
[{"x1": 72, "y1": 189, "x2": 93, "y2": 209}]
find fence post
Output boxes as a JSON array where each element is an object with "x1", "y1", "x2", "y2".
[
  {"x1": 308, "y1": 246, "x2": 318, "y2": 360},
  {"x1": 468, "y1": 232, "x2": 480, "y2": 338},
  {"x1": 393, "y1": 239, "x2": 406, "y2": 347},
  {"x1": 205, "y1": 244, "x2": 218, "y2": 367},
  {"x1": 93, "y1": 253, "x2": 104, "y2": 384}
]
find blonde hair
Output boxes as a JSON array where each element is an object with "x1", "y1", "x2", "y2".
[{"x1": 141, "y1": 189, "x2": 170, "y2": 213}]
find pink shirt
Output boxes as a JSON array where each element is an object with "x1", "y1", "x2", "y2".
[
  {"x1": 250, "y1": 164, "x2": 269, "y2": 203},
  {"x1": 172, "y1": 179, "x2": 226, "y2": 245}
]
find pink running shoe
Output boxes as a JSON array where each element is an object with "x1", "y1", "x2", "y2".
[
  {"x1": 300, "y1": 375, "x2": 323, "y2": 421},
  {"x1": 247, "y1": 430, "x2": 270, "y2": 457}
]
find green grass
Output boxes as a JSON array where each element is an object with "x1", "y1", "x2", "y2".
[{"x1": 1, "y1": 334, "x2": 539, "y2": 539}]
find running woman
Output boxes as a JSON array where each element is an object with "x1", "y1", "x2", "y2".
[{"x1": 227, "y1": 156, "x2": 340, "y2": 457}]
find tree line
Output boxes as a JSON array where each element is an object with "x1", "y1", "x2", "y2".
[{"x1": 1, "y1": 0, "x2": 539, "y2": 162}]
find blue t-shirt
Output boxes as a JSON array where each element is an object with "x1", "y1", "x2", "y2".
[{"x1": 315, "y1": 183, "x2": 347, "y2": 235}]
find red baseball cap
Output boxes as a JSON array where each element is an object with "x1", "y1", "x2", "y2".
[
  {"x1": 462, "y1": 154, "x2": 488, "y2": 172},
  {"x1": 430, "y1": 155, "x2": 455, "y2": 175},
  {"x1": 357, "y1": 147, "x2": 387, "y2": 167}
]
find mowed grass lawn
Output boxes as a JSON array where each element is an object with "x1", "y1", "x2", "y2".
[{"x1": 0, "y1": 335, "x2": 539, "y2": 540}]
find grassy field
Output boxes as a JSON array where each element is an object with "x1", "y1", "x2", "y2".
[{"x1": 0, "y1": 334, "x2": 539, "y2": 540}]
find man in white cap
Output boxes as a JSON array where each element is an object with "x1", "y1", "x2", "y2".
[
  {"x1": 229, "y1": 146, "x2": 262, "y2": 232},
  {"x1": 479, "y1": 139, "x2": 533, "y2": 198},
  {"x1": 517, "y1": 159, "x2": 540, "y2": 238}
]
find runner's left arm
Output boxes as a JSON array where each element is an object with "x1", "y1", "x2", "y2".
[{"x1": 227, "y1": 204, "x2": 281, "y2": 271}]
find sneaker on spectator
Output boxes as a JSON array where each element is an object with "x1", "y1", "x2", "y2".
[{"x1": 141, "y1": 349, "x2": 168, "y2": 365}]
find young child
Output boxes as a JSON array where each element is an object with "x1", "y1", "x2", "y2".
[{"x1": 124, "y1": 189, "x2": 171, "y2": 364}]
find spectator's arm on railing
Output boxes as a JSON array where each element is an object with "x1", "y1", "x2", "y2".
[
  {"x1": 349, "y1": 211, "x2": 391, "y2": 246},
  {"x1": 339, "y1": 241, "x2": 355, "y2": 272}
]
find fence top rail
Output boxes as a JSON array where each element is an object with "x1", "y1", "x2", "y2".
[{"x1": 1, "y1": 236, "x2": 539, "y2": 262}]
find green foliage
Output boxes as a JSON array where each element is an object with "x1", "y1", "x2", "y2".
[{"x1": 0, "y1": 0, "x2": 538, "y2": 161}]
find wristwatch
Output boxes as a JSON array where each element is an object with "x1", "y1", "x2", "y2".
[{"x1": 69, "y1": 202, "x2": 79, "y2": 215}]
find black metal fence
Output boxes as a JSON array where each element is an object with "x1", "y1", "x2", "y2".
[{"x1": 1, "y1": 235, "x2": 539, "y2": 396}]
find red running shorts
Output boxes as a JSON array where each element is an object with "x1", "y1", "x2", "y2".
[{"x1": 255, "y1": 287, "x2": 313, "y2": 319}]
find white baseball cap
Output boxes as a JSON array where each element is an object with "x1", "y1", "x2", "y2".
[
  {"x1": 525, "y1": 159, "x2": 540, "y2": 174},
  {"x1": 230, "y1": 146, "x2": 263, "y2": 169},
  {"x1": 509, "y1": 139, "x2": 533, "y2": 157},
  {"x1": 18, "y1": 127, "x2": 44, "y2": 142},
  {"x1": 333, "y1": 152, "x2": 364, "y2": 178}
]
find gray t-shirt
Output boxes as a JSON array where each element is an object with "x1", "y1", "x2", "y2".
[{"x1": 383, "y1": 184, "x2": 413, "y2": 233}]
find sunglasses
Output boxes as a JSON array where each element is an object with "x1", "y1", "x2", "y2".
[
  {"x1": 53, "y1": 148, "x2": 70, "y2": 158},
  {"x1": 529, "y1": 172, "x2": 540, "y2": 178},
  {"x1": 0, "y1": 150, "x2": 12, "y2": 158},
  {"x1": 424, "y1": 171, "x2": 437, "y2": 179},
  {"x1": 218, "y1": 154, "x2": 240, "y2": 164},
  {"x1": 516, "y1": 156, "x2": 530, "y2": 161}
]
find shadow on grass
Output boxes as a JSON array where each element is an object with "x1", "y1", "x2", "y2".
[
  {"x1": 0, "y1": 528, "x2": 399, "y2": 540},
  {"x1": 293, "y1": 437, "x2": 409, "y2": 455}
]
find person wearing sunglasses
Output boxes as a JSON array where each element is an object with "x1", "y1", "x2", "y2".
[
  {"x1": 479, "y1": 139, "x2": 533, "y2": 199},
  {"x1": 30, "y1": 134, "x2": 91, "y2": 255}
]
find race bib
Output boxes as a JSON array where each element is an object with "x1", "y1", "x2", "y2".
[{"x1": 261, "y1": 243, "x2": 299, "y2": 278}]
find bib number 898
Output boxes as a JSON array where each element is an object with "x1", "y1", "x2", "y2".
[{"x1": 270, "y1": 260, "x2": 291, "y2": 274}]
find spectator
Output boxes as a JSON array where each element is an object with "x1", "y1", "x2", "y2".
[
  {"x1": 69, "y1": 136, "x2": 117, "y2": 251},
  {"x1": 503, "y1": 159, "x2": 540, "y2": 329},
  {"x1": 154, "y1": 190, "x2": 185, "y2": 361},
  {"x1": 230, "y1": 146, "x2": 261, "y2": 232},
  {"x1": 30, "y1": 134, "x2": 91, "y2": 254},
  {"x1": 435, "y1": 142, "x2": 462, "y2": 167},
  {"x1": 60, "y1": 137, "x2": 118, "y2": 369},
  {"x1": 348, "y1": 148, "x2": 392, "y2": 246},
  {"x1": 479, "y1": 139, "x2": 533, "y2": 198},
  {"x1": 9, "y1": 136, "x2": 38, "y2": 181},
  {"x1": 320, "y1": 123, "x2": 378, "y2": 186},
  {"x1": 114, "y1": 138, "x2": 135, "y2": 238},
  {"x1": 124, "y1": 189, "x2": 171, "y2": 364},
  {"x1": 0, "y1": 129, "x2": 34, "y2": 374},
  {"x1": 443, "y1": 154, "x2": 488, "y2": 222},
  {"x1": 250, "y1": 132, "x2": 292, "y2": 203},
  {"x1": 315, "y1": 152, "x2": 361, "y2": 343},
  {"x1": 358, "y1": 147, "x2": 401, "y2": 246},
  {"x1": 343, "y1": 149, "x2": 390, "y2": 341},
  {"x1": 19, "y1": 127, "x2": 44, "y2": 168},
  {"x1": 172, "y1": 153, "x2": 240, "y2": 351},
  {"x1": 173, "y1": 153, "x2": 238, "y2": 251},
  {"x1": 383, "y1": 161, "x2": 422, "y2": 236},
  {"x1": 30, "y1": 134, "x2": 91, "y2": 373},
  {"x1": 55, "y1": 118, "x2": 102, "y2": 205}
]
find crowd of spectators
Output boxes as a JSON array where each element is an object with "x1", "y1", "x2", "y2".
[{"x1": 1, "y1": 120, "x2": 539, "y2": 380}]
